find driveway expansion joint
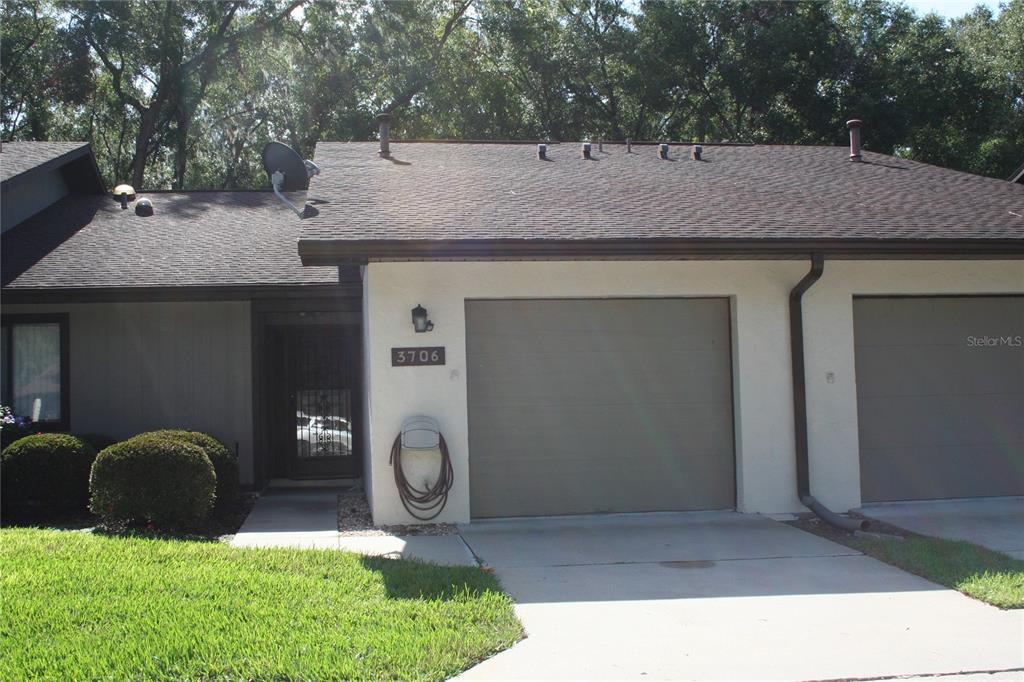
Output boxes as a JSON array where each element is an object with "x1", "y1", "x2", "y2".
[
  {"x1": 811, "y1": 665, "x2": 1024, "y2": 682},
  {"x1": 476, "y1": 551, "x2": 866, "y2": 570}
]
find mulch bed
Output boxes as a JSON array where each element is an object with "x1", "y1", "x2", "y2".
[
  {"x1": 337, "y1": 487, "x2": 457, "y2": 537},
  {"x1": 1, "y1": 493, "x2": 258, "y2": 543}
]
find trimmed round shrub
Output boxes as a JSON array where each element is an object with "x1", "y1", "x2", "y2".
[
  {"x1": 141, "y1": 430, "x2": 239, "y2": 513},
  {"x1": 89, "y1": 435, "x2": 215, "y2": 529},
  {"x1": 1, "y1": 434, "x2": 96, "y2": 512}
]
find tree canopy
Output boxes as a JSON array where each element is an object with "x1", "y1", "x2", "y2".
[{"x1": 2, "y1": 0, "x2": 1021, "y2": 189}]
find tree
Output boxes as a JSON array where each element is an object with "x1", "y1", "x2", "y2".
[
  {"x1": 1, "y1": 1, "x2": 92, "y2": 140},
  {"x1": 64, "y1": 0, "x2": 305, "y2": 188},
  {"x1": 3, "y1": 0, "x2": 1020, "y2": 187}
]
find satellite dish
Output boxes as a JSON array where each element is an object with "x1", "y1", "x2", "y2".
[{"x1": 261, "y1": 141, "x2": 321, "y2": 216}]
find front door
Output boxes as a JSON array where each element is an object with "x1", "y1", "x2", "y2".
[{"x1": 280, "y1": 326, "x2": 358, "y2": 479}]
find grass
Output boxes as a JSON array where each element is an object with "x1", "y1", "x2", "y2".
[
  {"x1": 0, "y1": 528, "x2": 522, "y2": 681},
  {"x1": 850, "y1": 534, "x2": 1024, "y2": 609}
]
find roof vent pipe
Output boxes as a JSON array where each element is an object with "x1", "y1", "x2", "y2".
[
  {"x1": 537, "y1": 143, "x2": 547, "y2": 160},
  {"x1": 582, "y1": 142, "x2": 592, "y2": 159},
  {"x1": 598, "y1": 140, "x2": 603, "y2": 153},
  {"x1": 659, "y1": 143, "x2": 669, "y2": 160},
  {"x1": 377, "y1": 112, "x2": 392, "y2": 158},
  {"x1": 626, "y1": 138, "x2": 632, "y2": 153},
  {"x1": 847, "y1": 119, "x2": 863, "y2": 162},
  {"x1": 692, "y1": 145, "x2": 703, "y2": 161}
]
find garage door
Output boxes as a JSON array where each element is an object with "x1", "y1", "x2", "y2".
[
  {"x1": 466, "y1": 298, "x2": 735, "y2": 518},
  {"x1": 854, "y1": 296, "x2": 1024, "y2": 502}
]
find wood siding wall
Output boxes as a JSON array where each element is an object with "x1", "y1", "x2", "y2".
[
  {"x1": 3, "y1": 301, "x2": 255, "y2": 484},
  {"x1": 1, "y1": 167, "x2": 70, "y2": 232}
]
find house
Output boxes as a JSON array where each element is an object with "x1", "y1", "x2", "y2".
[{"x1": 2, "y1": 125, "x2": 1022, "y2": 526}]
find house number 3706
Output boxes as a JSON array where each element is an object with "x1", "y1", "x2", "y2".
[{"x1": 391, "y1": 347, "x2": 446, "y2": 366}]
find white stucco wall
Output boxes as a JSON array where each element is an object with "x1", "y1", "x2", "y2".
[
  {"x1": 802, "y1": 260, "x2": 1024, "y2": 512},
  {"x1": 363, "y1": 259, "x2": 1024, "y2": 525}
]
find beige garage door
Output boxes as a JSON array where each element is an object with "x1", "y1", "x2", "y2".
[
  {"x1": 466, "y1": 298, "x2": 736, "y2": 518},
  {"x1": 854, "y1": 296, "x2": 1024, "y2": 502}
]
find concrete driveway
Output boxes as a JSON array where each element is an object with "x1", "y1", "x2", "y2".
[
  {"x1": 457, "y1": 512, "x2": 1024, "y2": 681},
  {"x1": 864, "y1": 498, "x2": 1024, "y2": 559}
]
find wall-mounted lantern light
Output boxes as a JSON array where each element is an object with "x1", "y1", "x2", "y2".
[{"x1": 411, "y1": 304, "x2": 434, "y2": 333}]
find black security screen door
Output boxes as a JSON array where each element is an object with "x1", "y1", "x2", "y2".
[{"x1": 282, "y1": 326, "x2": 356, "y2": 479}]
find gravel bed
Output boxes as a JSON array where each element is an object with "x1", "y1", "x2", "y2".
[
  {"x1": 337, "y1": 488, "x2": 457, "y2": 536},
  {"x1": 787, "y1": 512, "x2": 909, "y2": 545}
]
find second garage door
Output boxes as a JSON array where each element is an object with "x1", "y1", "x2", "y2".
[
  {"x1": 854, "y1": 296, "x2": 1024, "y2": 502},
  {"x1": 466, "y1": 298, "x2": 735, "y2": 518}
]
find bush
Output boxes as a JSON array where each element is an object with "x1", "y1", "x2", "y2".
[
  {"x1": 1, "y1": 434, "x2": 96, "y2": 512},
  {"x1": 140, "y1": 430, "x2": 239, "y2": 513},
  {"x1": 89, "y1": 435, "x2": 215, "y2": 529},
  {"x1": 75, "y1": 433, "x2": 119, "y2": 453}
]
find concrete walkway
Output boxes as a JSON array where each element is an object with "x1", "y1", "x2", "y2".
[
  {"x1": 864, "y1": 497, "x2": 1024, "y2": 559},
  {"x1": 457, "y1": 512, "x2": 1024, "y2": 681},
  {"x1": 230, "y1": 489, "x2": 476, "y2": 566}
]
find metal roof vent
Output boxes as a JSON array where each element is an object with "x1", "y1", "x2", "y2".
[
  {"x1": 537, "y1": 143, "x2": 547, "y2": 160},
  {"x1": 582, "y1": 142, "x2": 592, "y2": 159},
  {"x1": 847, "y1": 119, "x2": 863, "y2": 162},
  {"x1": 692, "y1": 145, "x2": 703, "y2": 161},
  {"x1": 378, "y1": 112, "x2": 392, "y2": 158},
  {"x1": 658, "y1": 143, "x2": 669, "y2": 160},
  {"x1": 626, "y1": 138, "x2": 632, "y2": 153},
  {"x1": 112, "y1": 184, "x2": 135, "y2": 210},
  {"x1": 134, "y1": 197, "x2": 153, "y2": 217}
]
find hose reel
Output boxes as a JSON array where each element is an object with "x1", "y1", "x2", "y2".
[{"x1": 390, "y1": 416, "x2": 454, "y2": 521}]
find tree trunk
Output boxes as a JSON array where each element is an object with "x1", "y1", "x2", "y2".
[
  {"x1": 173, "y1": 108, "x2": 189, "y2": 189},
  {"x1": 130, "y1": 106, "x2": 159, "y2": 188}
]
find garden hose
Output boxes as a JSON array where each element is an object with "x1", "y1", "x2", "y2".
[{"x1": 389, "y1": 431, "x2": 454, "y2": 521}]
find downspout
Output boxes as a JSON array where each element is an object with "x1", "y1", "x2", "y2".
[{"x1": 790, "y1": 254, "x2": 868, "y2": 531}]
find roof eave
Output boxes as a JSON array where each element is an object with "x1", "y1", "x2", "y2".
[
  {"x1": 1010, "y1": 160, "x2": 1024, "y2": 184},
  {"x1": 297, "y1": 237, "x2": 1024, "y2": 266},
  {"x1": 0, "y1": 282, "x2": 358, "y2": 304},
  {"x1": 0, "y1": 143, "x2": 105, "y2": 194}
]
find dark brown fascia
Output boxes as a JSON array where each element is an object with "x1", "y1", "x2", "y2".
[
  {"x1": 297, "y1": 238, "x2": 1024, "y2": 266},
  {"x1": 1, "y1": 283, "x2": 360, "y2": 304}
]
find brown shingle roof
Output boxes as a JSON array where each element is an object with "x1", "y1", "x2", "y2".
[
  {"x1": 1, "y1": 141, "x2": 94, "y2": 184},
  {"x1": 2, "y1": 191, "x2": 340, "y2": 290},
  {"x1": 299, "y1": 141, "x2": 1024, "y2": 262}
]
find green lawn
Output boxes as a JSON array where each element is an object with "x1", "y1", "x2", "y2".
[
  {"x1": 851, "y1": 534, "x2": 1024, "y2": 609},
  {"x1": 0, "y1": 528, "x2": 522, "y2": 681}
]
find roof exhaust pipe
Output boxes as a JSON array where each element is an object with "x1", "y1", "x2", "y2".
[
  {"x1": 790, "y1": 254, "x2": 869, "y2": 532},
  {"x1": 582, "y1": 142, "x2": 592, "y2": 159},
  {"x1": 378, "y1": 112, "x2": 392, "y2": 158},
  {"x1": 847, "y1": 119, "x2": 863, "y2": 162}
]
